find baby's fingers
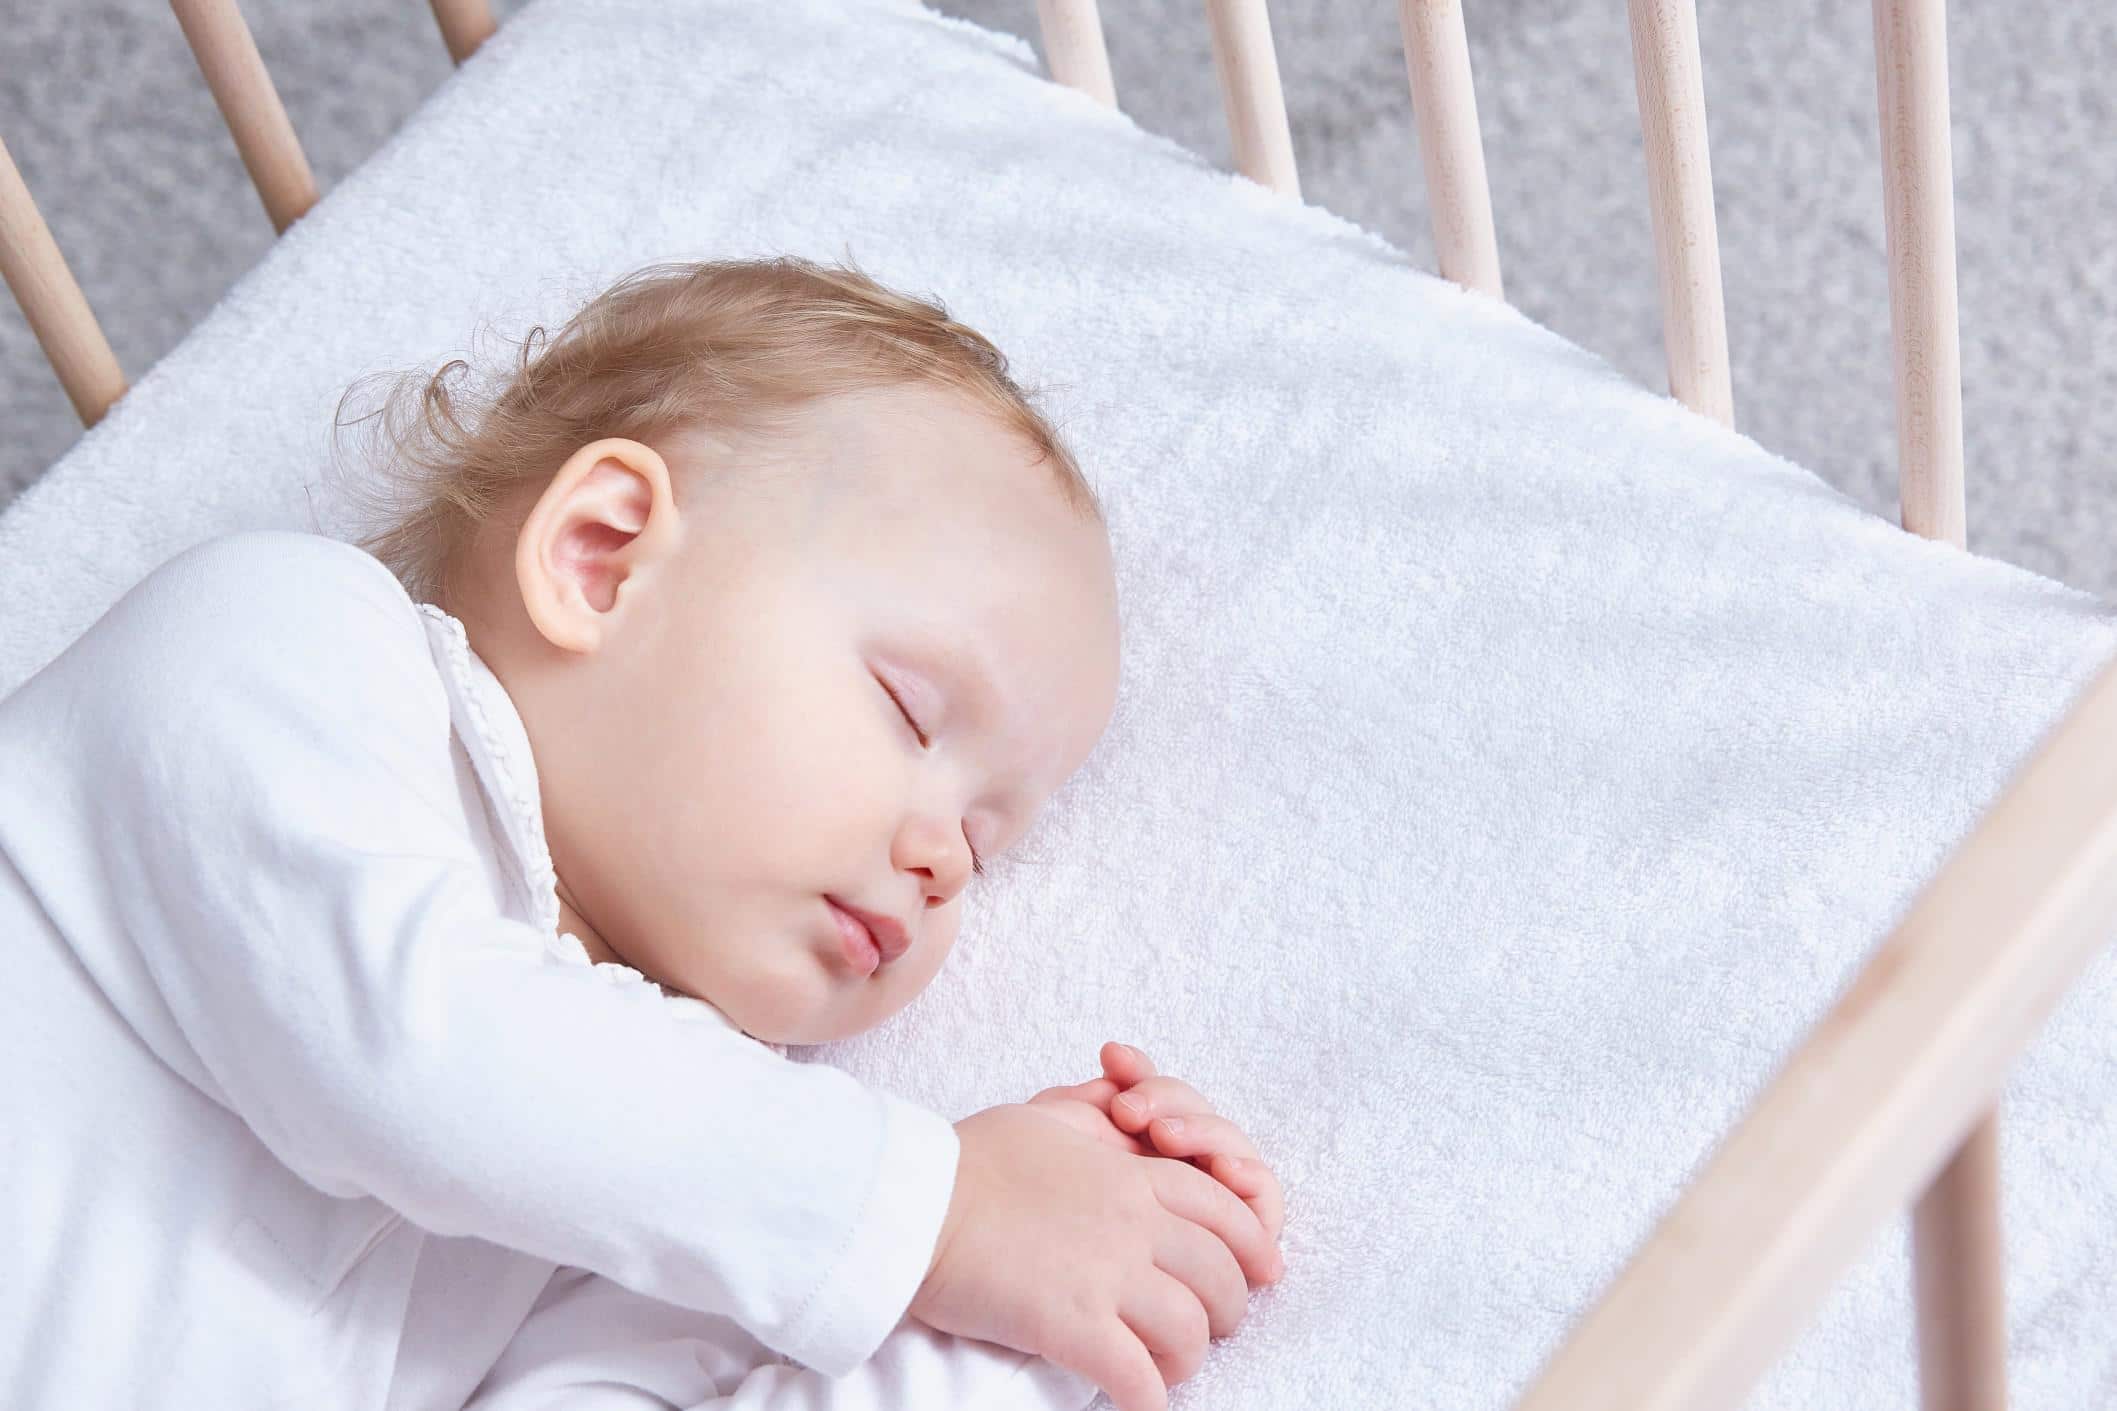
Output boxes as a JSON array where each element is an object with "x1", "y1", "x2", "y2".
[
  {"x1": 1140, "y1": 1110, "x2": 1255, "y2": 1166},
  {"x1": 1032, "y1": 1076, "x2": 1123, "y2": 1108},
  {"x1": 1109, "y1": 1075, "x2": 1214, "y2": 1136},
  {"x1": 1206, "y1": 1152, "x2": 1286, "y2": 1251},
  {"x1": 1043, "y1": 1313, "x2": 1168, "y2": 1411},
  {"x1": 1150, "y1": 1160, "x2": 1279, "y2": 1289},
  {"x1": 1099, "y1": 1041, "x2": 1158, "y2": 1087},
  {"x1": 1144, "y1": 1114, "x2": 1284, "y2": 1247}
]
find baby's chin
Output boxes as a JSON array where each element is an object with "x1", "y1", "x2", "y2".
[
  {"x1": 698, "y1": 959, "x2": 894, "y2": 1048},
  {"x1": 742, "y1": 1011, "x2": 859, "y2": 1048},
  {"x1": 740, "y1": 991, "x2": 898, "y2": 1048}
]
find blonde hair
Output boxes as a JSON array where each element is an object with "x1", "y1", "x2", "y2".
[{"x1": 330, "y1": 255, "x2": 1100, "y2": 606}]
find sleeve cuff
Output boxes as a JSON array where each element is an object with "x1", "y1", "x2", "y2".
[{"x1": 774, "y1": 1089, "x2": 961, "y2": 1377}]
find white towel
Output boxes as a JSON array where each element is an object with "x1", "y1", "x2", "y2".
[{"x1": 3, "y1": 1, "x2": 2113, "y2": 1406}]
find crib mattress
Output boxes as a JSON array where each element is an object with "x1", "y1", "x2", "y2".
[{"x1": 5, "y1": 2, "x2": 2114, "y2": 1406}]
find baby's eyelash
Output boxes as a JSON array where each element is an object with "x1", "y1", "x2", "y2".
[
  {"x1": 878, "y1": 672, "x2": 985, "y2": 878},
  {"x1": 878, "y1": 675, "x2": 930, "y2": 749}
]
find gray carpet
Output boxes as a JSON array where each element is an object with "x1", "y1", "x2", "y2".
[{"x1": 4, "y1": 1, "x2": 2113, "y2": 595}]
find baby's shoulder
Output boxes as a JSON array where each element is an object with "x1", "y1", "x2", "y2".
[
  {"x1": 142, "y1": 530, "x2": 409, "y2": 617},
  {"x1": 93, "y1": 530, "x2": 437, "y2": 711}
]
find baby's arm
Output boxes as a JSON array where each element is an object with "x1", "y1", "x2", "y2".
[
  {"x1": 459, "y1": 1048, "x2": 1284, "y2": 1411},
  {"x1": 462, "y1": 1267, "x2": 1098, "y2": 1411},
  {"x1": 5, "y1": 534, "x2": 950, "y2": 1378}
]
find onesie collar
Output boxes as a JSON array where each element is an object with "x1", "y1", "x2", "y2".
[{"x1": 413, "y1": 603, "x2": 783, "y2": 1054}]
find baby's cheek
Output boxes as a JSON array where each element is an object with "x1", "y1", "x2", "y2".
[
  {"x1": 721, "y1": 951, "x2": 834, "y2": 1046},
  {"x1": 892, "y1": 917, "x2": 958, "y2": 998}
]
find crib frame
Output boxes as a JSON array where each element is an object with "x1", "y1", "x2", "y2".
[{"x1": 0, "y1": 3, "x2": 2103, "y2": 1407}]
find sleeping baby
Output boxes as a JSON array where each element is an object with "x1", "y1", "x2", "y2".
[{"x1": 0, "y1": 256, "x2": 1284, "y2": 1410}]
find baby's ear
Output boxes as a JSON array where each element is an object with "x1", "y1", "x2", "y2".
[{"x1": 514, "y1": 437, "x2": 681, "y2": 653}]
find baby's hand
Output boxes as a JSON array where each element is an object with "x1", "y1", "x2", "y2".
[
  {"x1": 1026, "y1": 1043, "x2": 1286, "y2": 1281},
  {"x1": 1097, "y1": 1042, "x2": 1286, "y2": 1272},
  {"x1": 1022, "y1": 1074, "x2": 1151, "y2": 1154}
]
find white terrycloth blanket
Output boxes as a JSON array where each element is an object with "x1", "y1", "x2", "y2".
[{"x1": 4, "y1": 1, "x2": 2114, "y2": 1406}]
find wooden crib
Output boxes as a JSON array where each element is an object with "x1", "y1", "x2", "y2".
[{"x1": 0, "y1": 3, "x2": 2105, "y2": 1408}]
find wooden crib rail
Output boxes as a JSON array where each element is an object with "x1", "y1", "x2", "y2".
[
  {"x1": 1396, "y1": 0, "x2": 1501, "y2": 300},
  {"x1": 1034, "y1": 1, "x2": 1966, "y2": 527},
  {"x1": 0, "y1": 1, "x2": 493, "y2": 423},
  {"x1": 1203, "y1": 0, "x2": 1301, "y2": 200},
  {"x1": 430, "y1": 0, "x2": 498, "y2": 68},
  {"x1": 168, "y1": 0, "x2": 318, "y2": 235},
  {"x1": 1625, "y1": 0, "x2": 1733, "y2": 427},
  {"x1": 4, "y1": 0, "x2": 1964, "y2": 538},
  {"x1": 1508, "y1": 640, "x2": 2117, "y2": 1411},
  {"x1": 1034, "y1": 1, "x2": 1117, "y2": 110},
  {"x1": 1875, "y1": 0, "x2": 1968, "y2": 551},
  {"x1": 0, "y1": 138, "x2": 126, "y2": 428}
]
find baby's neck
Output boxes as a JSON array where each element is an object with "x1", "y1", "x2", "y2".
[{"x1": 557, "y1": 894, "x2": 625, "y2": 969}]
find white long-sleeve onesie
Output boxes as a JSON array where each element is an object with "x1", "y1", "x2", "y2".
[
  {"x1": 0, "y1": 530, "x2": 1093, "y2": 1411},
  {"x1": 462, "y1": 1266, "x2": 1095, "y2": 1409}
]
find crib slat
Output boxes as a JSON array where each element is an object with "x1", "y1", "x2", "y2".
[
  {"x1": 1202, "y1": 0, "x2": 1300, "y2": 198},
  {"x1": 1913, "y1": 1118, "x2": 2008, "y2": 1411},
  {"x1": 168, "y1": 0, "x2": 317, "y2": 235},
  {"x1": 1876, "y1": 3, "x2": 1996, "y2": 1398},
  {"x1": 1875, "y1": 0, "x2": 1969, "y2": 549},
  {"x1": 429, "y1": 0, "x2": 497, "y2": 67},
  {"x1": 1505, "y1": 645, "x2": 2117, "y2": 1411},
  {"x1": 1034, "y1": 0, "x2": 1117, "y2": 109},
  {"x1": 1395, "y1": 0, "x2": 1502, "y2": 299},
  {"x1": 0, "y1": 136, "x2": 128, "y2": 428},
  {"x1": 1625, "y1": 0, "x2": 1733, "y2": 427}
]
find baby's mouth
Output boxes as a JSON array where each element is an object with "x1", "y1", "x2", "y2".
[
  {"x1": 825, "y1": 894, "x2": 912, "y2": 973},
  {"x1": 825, "y1": 895, "x2": 882, "y2": 977}
]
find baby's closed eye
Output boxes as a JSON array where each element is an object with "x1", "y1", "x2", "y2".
[{"x1": 874, "y1": 670, "x2": 987, "y2": 876}]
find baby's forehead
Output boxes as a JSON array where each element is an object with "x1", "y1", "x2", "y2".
[
  {"x1": 671, "y1": 383, "x2": 1114, "y2": 645},
  {"x1": 824, "y1": 382, "x2": 1044, "y2": 472}
]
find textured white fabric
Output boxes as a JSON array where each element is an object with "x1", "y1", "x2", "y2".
[
  {"x1": 3, "y1": 0, "x2": 2117, "y2": 1406},
  {"x1": 0, "y1": 531, "x2": 963, "y2": 1408},
  {"x1": 463, "y1": 1266, "x2": 1093, "y2": 1411}
]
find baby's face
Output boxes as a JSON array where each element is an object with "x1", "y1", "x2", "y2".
[{"x1": 489, "y1": 383, "x2": 1119, "y2": 1046}]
